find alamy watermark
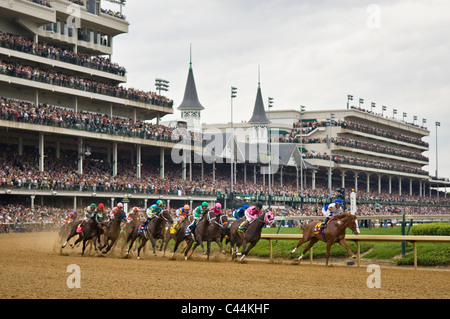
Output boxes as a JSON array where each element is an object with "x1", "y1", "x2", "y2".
[
  {"x1": 66, "y1": 264, "x2": 81, "y2": 289},
  {"x1": 170, "y1": 127, "x2": 280, "y2": 175},
  {"x1": 366, "y1": 4, "x2": 381, "y2": 29},
  {"x1": 366, "y1": 264, "x2": 381, "y2": 288}
]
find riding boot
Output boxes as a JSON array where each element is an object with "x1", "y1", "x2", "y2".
[
  {"x1": 321, "y1": 217, "x2": 331, "y2": 230},
  {"x1": 238, "y1": 220, "x2": 249, "y2": 233}
]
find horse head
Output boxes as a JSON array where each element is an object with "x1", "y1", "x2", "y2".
[
  {"x1": 159, "y1": 209, "x2": 173, "y2": 225},
  {"x1": 264, "y1": 211, "x2": 275, "y2": 227},
  {"x1": 339, "y1": 212, "x2": 360, "y2": 235}
]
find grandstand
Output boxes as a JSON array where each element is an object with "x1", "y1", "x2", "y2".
[{"x1": 0, "y1": 1, "x2": 448, "y2": 231}]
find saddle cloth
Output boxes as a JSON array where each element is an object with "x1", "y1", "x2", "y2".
[
  {"x1": 313, "y1": 222, "x2": 323, "y2": 235},
  {"x1": 76, "y1": 224, "x2": 83, "y2": 233}
]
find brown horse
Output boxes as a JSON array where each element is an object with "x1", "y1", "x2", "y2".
[
  {"x1": 99, "y1": 212, "x2": 127, "y2": 254},
  {"x1": 184, "y1": 211, "x2": 229, "y2": 261},
  {"x1": 162, "y1": 215, "x2": 194, "y2": 256},
  {"x1": 290, "y1": 212, "x2": 360, "y2": 266},
  {"x1": 229, "y1": 210, "x2": 275, "y2": 262},
  {"x1": 61, "y1": 216, "x2": 103, "y2": 256},
  {"x1": 126, "y1": 210, "x2": 173, "y2": 259}
]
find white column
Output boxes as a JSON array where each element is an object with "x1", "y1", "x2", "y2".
[
  {"x1": 39, "y1": 132, "x2": 44, "y2": 172},
  {"x1": 378, "y1": 175, "x2": 381, "y2": 194},
  {"x1": 366, "y1": 173, "x2": 370, "y2": 193},
  {"x1": 398, "y1": 177, "x2": 402, "y2": 196},
  {"x1": 312, "y1": 170, "x2": 316, "y2": 190},
  {"x1": 136, "y1": 145, "x2": 141, "y2": 178},
  {"x1": 78, "y1": 137, "x2": 83, "y2": 175},
  {"x1": 113, "y1": 142, "x2": 118, "y2": 176},
  {"x1": 160, "y1": 148, "x2": 165, "y2": 179}
]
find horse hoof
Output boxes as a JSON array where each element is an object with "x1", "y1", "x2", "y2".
[{"x1": 352, "y1": 255, "x2": 356, "y2": 259}]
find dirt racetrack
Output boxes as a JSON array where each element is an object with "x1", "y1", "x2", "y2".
[{"x1": 0, "y1": 231, "x2": 449, "y2": 299}]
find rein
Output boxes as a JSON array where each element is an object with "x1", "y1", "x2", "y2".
[{"x1": 207, "y1": 212, "x2": 227, "y2": 228}]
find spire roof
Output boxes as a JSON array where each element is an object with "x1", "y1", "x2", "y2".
[
  {"x1": 248, "y1": 67, "x2": 270, "y2": 124},
  {"x1": 177, "y1": 45, "x2": 205, "y2": 111}
]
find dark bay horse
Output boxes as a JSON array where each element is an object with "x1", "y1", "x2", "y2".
[
  {"x1": 184, "y1": 211, "x2": 229, "y2": 261},
  {"x1": 229, "y1": 210, "x2": 275, "y2": 262},
  {"x1": 126, "y1": 210, "x2": 173, "y2": 259},
  {"x1": 99, "y1": 212, "x2": 127, "y2": 254},
  {"x1": 61, "y1": 216, "x2": 103, "y2": 256},
  {"x1": 162, "y1": 215, "x2": 194, "y2": 257},
  {"x1": 290, "y1": 212, "x2": 360, "y2": 266}
]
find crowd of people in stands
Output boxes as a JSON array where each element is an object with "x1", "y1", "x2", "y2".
[
  {"x1": 0, "y1": 60, "x2": 173, "y2": 107},
  {"x1": 0, "y1": 32, "x2": 127, "y2": 76},
  {"x1": 0, "y1": 97, "x2": 199, "y2": 144},
  {"x1": 288, "y1": 119, "x2": 428, "y2": 147},
  {"x1": 304, "y1": 150, "x2": 428, "y2": 176}
]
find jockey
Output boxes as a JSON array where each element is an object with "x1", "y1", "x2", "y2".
[
  {"x1": 212, "y1": 202, "x2": 222, "y2": 215},
  {"x1": 127, "y1": 206, "x2": 139, "y2": 223},
  {"x1": 185, "y1": 202, "x2": 209, "y2": 236},
  {"x1": 67, "y1": 210, "x2": 77, "y2": 223},
  {"x1": 238, "y1": 202, "x2": 263, "y2": 232},
  {"x1": 146, "y1": 200, "x2": 165, "y2": 220},
  {"x1": 176, "y1": 204, "x2": 191, "y2": 220},
  {"x1": 321, "y1": 198, "x2": 344, "y2": 229},
  {"x1": 84, "y1": 203, "x2": 97, "y2": 221},
  {"x1": 96, "y1": 203, "x2": 107, "y2": 223},
  {"x1": 109, "y1": 207, "x2": 119, "y2": 220},
  {"x1": 233, "y1": 204, "x2": 249, "y2": 219},
  {"x1": 139, "y1": 200, "x2": 165, "y2": 232}
]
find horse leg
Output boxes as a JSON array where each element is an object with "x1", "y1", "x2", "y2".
[
  {"x1": 62, "y1": 232, "x2": 74, "y2": 249},
  {"x1": 82, "y1": 239, "x2": 88, "y2": 256},
  {"x1": 149, "y1": 238, "x2": 157, "y2": 256},
  {"x1": 126, "y1": 235, "x2": 137, "y2": 256},
  {"x1": 215, "y1": 238, "x2": 225, "y2": 254},
  {"x1": 339, "y1": 239, "x2": 356, "y2": 259},
  {"x1": 186, "y1": 241, "x2": 200, "y2": 259},
  {"x1": 240, "y1": 242, "x2": 256, "y2": 262},
  {"x1": 137, "y1": 238, "x2": 148, "y2": 259},
  {"x1": 297, "y1": 238, "x2": 318, "y2": 261},
  {"x1": 71, "y1": 234, "x2": 83, "y2": 248}
]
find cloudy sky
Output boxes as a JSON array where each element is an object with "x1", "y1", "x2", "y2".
[{"x1": 103, "y1": 0, "x2": 450, "y2": 180}]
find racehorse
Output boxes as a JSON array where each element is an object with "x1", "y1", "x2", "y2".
[
  {"x1": 126, "y1": 210, "x2": 173, "y2": 259},
  {"x1": 183, "y1": 211, "x2": 229, "y2": 261},
  {"x1": 162, "y1": 215, "x2": 194, "y2": 257},
  {"x1": 99, "y1": 211, "x2": 126, "y2": 254},
  {"x1": 229, "y1": 210, "x2": 275, "y2": 262},
  {"x1": 290, "y1": 212, "x2": 360, "y2": 266},
  {"x1": 61, "y1": 216, "x2": 103, "y2": 256}
]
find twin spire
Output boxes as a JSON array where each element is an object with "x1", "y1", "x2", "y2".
[
  {"x1": 177, "y1": 44, "x2": 205, "y2": 111},
  {"x1": 177, "y1": 46, "x2": 269, "y2": 124}
]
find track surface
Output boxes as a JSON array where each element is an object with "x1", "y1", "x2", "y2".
[{"x1": 0, "y1": 232, "x2": 448, "y2": 299}]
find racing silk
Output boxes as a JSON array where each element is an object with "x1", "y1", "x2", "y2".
[
  {"x1": 192, "y1": 206, "x2": 207, "y2": 219},
  {"x1": 321, "y1": 203, "x2": 343, "y2": 218},
  {"x1": 176, "y1": 207, "x2": 189, "y2": 219},
  {"x1": 126, "y1": 209, "x2": 137, "y2": 222},
  {"x1": 233, "y1": 207, "x2": 246, "y2": 219},
  {"x1": 244, "y1": 206, "x2": 261, "y2": 222},
  {"x1": 146, "y1": 204, "x2": 162, "y2": 218},
  {"x1": 84, "y1": 207, "x2": 95, "y2": 220}
]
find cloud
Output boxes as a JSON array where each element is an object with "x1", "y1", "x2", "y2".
[{"x1": 107, "y1": 0, "x2": 450, "y2": 179}]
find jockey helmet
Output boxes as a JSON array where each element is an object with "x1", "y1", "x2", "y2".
[
  {"x1": 215, "y1": 203, "x2": 222, "y2": 209},
  {"x1": 90, "y1": 203, "x2": 96, "y2": 208},
  {"x1": 243, "y1": 204, "x2": 249, "y2": 209},
  {"x1": 156, "y1": 200, "x2": 163, "y2": 206},
  {"x1": 117, "y1": 202, "x2": 123, "y2": 208},
  {"x1": 335, "y1": 198, "x2": 343, "y2": 205},
  {"x1": 201, "y1": 201, "x2": 208, "y2": 207},
  {"x1": 133, "y1": 206, "x2": 139, "y2": 211},
  {"x1": 184, "y1": 204, "x2": 190, "y2": 211},
  {"x1": 256, "y1": 202, "x2": 263, "y2": 210}
]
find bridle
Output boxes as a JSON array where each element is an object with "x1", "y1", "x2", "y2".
[{"x1": 207, "y1": 212, "x2": 228, "y2": 228}]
